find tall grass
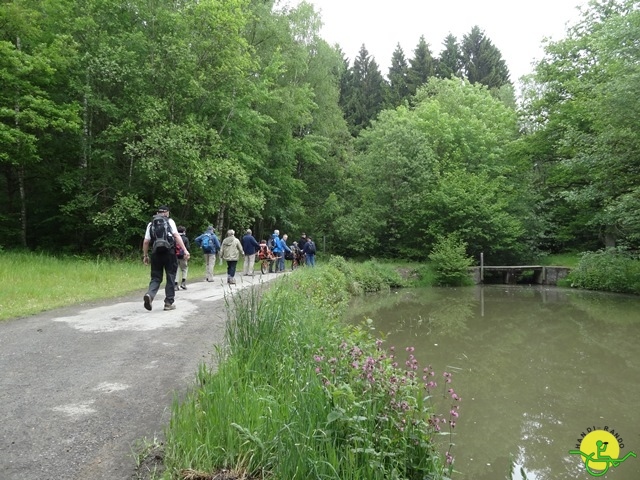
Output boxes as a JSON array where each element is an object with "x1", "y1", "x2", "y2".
[
  {"x1": 0, "y1": 252, "x2": 149, "y2": 321},
  {"x1": 538, "y1": 252, "x2": 581, "y2": 268},
  {"x1": 162, "y1": 263, "x2": 454, "y2": 479}
]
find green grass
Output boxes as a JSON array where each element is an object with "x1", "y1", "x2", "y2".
[
  {"x1": 538, "y1": 252, "x2": 581, "y2": 268},
  {"x1": 0, "y1": 252, "x2": 150, "y2": 321},
  {"x1": 0, "y1": 250, "x2": 330, "y2": 322}
]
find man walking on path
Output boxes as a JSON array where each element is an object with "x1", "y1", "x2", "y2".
[
  {"x1": 220, "y1": 229, "x2": 244, "y2": 285},
  {"x1": 241, "y1": 229, "x2": 260, "y2": 276},
  {"x1": 142, "y1": 206, "x2": 190, "y2": 311},
  {"x1": 194, "y1": 226, "x2": 220, "y2": 282}
]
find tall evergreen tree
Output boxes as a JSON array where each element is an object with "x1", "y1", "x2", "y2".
[
  {"x1": 387, "y1": 43, "x2": 410, "y2": 107},
  {"x1": 437, "y1": 34, "x2": 462, "y2": 79},
  {"x1": 461, "y1": 26, "x2": 511, "y2": 89},
  {"x1": 341, "y1": 44, "x2": 387, "y2": 136},
  {"x1": 337, "y1": 48, "x2": 353, "y2": 114},
  {"x1": 407, "y1": 35, "x2": 435, "y2": 95}
]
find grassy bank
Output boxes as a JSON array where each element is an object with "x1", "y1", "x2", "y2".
[
  {"x1": 0, "y1": 252, "x2": 150, "y2": 321},
  {"x1": 160, "y1": 260, "x2": 455, "y2": 479}
]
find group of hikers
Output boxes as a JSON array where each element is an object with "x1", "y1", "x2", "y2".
[{"x1": 140, "y1": 205, "x2": 317, "y2": 311}]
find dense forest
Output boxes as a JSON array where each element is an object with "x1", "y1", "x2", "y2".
[{"x1": 1, "y1": 0, "x2": 638, "y2": 263}]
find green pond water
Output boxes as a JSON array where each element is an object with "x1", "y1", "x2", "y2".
[{"x1": 344, "y1": 285, "x2": 640, "y2": 480}]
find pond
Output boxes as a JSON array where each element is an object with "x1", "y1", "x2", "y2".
[{"x1": 344, "y1": 285, "x2": 640, "y2": 480}]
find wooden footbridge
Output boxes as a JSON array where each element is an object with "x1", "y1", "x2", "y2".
[{"x1": 469, "y1": 265, "x2": 571, "y2": 285}]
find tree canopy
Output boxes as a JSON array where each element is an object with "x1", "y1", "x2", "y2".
[{"x1": 1, "y1": 0, "x2": 635, "y2": 262}]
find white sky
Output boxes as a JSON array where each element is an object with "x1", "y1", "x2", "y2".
[{"x1": 287, "y1": 0, "x2": 589, "y2": 85}]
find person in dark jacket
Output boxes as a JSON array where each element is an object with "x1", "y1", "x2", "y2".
[
  {"x1": 241, "y1": 229, "x2": 261, "y2": 276},
  {"x1": 302, "y1": 235, "x2": 316, "y2": 267},
  {"x1": 298, "y1": 233, "x2": 308, "y2": 251}
]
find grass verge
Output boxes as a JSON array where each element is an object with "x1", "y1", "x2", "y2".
[
  {"x1": 161, "y1": 259, "x2": 454, "y2": 479},
  {"x1": 0, "y1": 252, "x2": 150, "y2": 321}
]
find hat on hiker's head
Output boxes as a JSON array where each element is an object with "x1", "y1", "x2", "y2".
[
  {"x1": 157, "y1": 205, "x2": 170, "y2": 213},
  {"x1": 206, "y1": 225, "x2": 214, "y2": 232}
]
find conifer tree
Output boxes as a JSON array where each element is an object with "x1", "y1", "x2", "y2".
[
  {"x1": 437, "y1": 34, "x2": 462, "y2": 79},
  {"x1": 341, "y1": 44, "x2": 387, "y2": 136},
  {"x1": 387, "y1": 43, "x2": 410, "y2": 107},
  {"x1": 407, "y1": 35, "x2": 435, "y2": 95},
  {"x1": 461, "y1": 26, "x2": 511, "y2": 89}
]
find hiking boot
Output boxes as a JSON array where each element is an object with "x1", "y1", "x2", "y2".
[
  {"x1": 163, "y1": 303, "x2": 176, "y2": 311},
  {"x1": 143, "y1": 294, "x2": 152, "y2": 311},
  {"x1": 180, "y1": 282, "x2": 187, "y2": 290}
]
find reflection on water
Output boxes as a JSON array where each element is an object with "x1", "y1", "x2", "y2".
[{"x1": 344, "y1": 285, "x2": 640, "y2": 480}]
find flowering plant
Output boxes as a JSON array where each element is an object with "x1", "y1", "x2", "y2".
[{"x1": 314, "y1": 329, "x2": 461, "y2": 478}]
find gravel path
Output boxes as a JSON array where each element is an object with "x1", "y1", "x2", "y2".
[{"x1": 0, "y1": 274, "x2": 279, "y2": 480}]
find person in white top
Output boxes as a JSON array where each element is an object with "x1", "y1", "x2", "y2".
[{"x1": 142, "y1": 205, "x2": 190, "y2": 311}]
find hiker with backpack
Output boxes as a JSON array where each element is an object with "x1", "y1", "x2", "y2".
[
  {"x1": 194, "y1": 225, "x2": 221, "y2": 282},
  {"x1": 142, "y1": 206, "x2": 190, "y2": 311},
  {"x1": 302, "y1": 235, "x2": 317, "y2": 267},
  {"x1": 175, "y1": 225, "x2": 190, "y2": 290},
  {"x1": 219, "y1": 229, "x2": 244, "y2": 285}
]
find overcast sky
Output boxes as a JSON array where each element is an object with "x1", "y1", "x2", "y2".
[{"x1": 287, "y1": 0, "x2": 589, "y2": 85}]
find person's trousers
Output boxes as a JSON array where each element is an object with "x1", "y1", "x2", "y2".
[
  {"x1": 243, "y1": 254, "x2": 256, "y2": 275},
  {"x1": 277, "y1": 253, "x2": 285, "y2": 272},
  {"x1": 204, "y1": 253, "x2": 216, "y2": 280},
  {"x1": 177, "y1": 258, "x2": 188, "y2": 282},
  {"x1": 147, "y1": 252, "x2": 178, "y2": 304},
  {"x1": 226, "y1": 260, "x2": 238, "y2": 282},
  {"x1": 305, "y1": 254, "x2": 316, "y2": 267}
]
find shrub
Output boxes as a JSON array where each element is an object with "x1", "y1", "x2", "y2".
[
  {"x1": 570, "y1": 248, "x2": 640, "y2": 294},
  {"x1": 327, "y1": 256, "x2": 404, "y2": 294},
  {"x1": 428, "y1": 234, "x2": 474, "y2": 287}
]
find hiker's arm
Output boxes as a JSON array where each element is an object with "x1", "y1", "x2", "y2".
[{"x1": 142, "y1": 238, "x2": 150, "y2": 265}]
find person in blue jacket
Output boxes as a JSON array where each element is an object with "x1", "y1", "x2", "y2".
[
  {"x1": 269, "y1": 230, "x2": 281, "y2": 273},
  {"x1": 194, "y1": 226, "x2": 221, "y2": 281},
  {"x1": 279, "y1": 234, "x2": 293, "y2": 272}
]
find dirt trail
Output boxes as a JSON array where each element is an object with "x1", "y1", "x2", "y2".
[{"x1": 0, "y1": 274, "x2": 278, "y2": 480}]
